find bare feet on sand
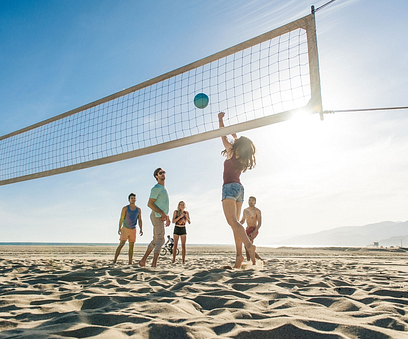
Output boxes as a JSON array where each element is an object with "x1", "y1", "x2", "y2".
[
  {"x1": 234, "y1": 255, "x2": 244, "y2": 269},
  {"x1": 248, "y1": 245, "x2": 256, "y2": 265},
  {"x1": 138, "y1": 260, "x2": 146, "y2": 267}
]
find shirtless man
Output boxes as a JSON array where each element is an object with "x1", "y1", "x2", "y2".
[{"x1": 240, "y1": 196, "x2": 263, "y2": 262}]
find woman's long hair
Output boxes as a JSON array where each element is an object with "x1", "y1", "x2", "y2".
[
  {"x1": 221, "y1": 136, "x2": 256, "y2": 172},
  {"x1": 176, "y1": 201, "x2": 186, "y2": 218}
]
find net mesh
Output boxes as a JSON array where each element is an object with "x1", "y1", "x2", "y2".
[{"x1": 1, "y1": 14, "x2": 319, "y2": 185}]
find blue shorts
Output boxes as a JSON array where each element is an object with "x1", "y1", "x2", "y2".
[{"x1": 222, "y1": 183, "x2": 244, "y2": 203}]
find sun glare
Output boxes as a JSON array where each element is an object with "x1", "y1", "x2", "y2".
[
  {"x1": 277, "y1": 113, "x2": 329, "y2": 152},
  {"x1": 253, "y1": 112, "x2": 346, "y2": 179}
]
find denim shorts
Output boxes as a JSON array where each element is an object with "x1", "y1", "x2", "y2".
[{"x1": 222, "y1": 182, "x2": 244, "y2": 203}]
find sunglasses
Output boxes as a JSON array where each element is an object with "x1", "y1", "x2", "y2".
[{"x1": 158, "y1": 171, "x2": 166, "y2": 175}]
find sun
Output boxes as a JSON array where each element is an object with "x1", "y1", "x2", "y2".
[{"x1": 250, "y1": 111, "x2": 343, "y2": 171}]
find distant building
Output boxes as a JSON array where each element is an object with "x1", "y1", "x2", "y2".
[{"x1": 366, "y1": 242, "x2": 379, "y2": 249}]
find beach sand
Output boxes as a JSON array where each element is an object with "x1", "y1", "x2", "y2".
[{"x1": 1, "y1": 245, "x2": 408, "y2": 338}]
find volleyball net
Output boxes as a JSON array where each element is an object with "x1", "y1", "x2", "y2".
[{"x1": 0, "y1": 13, "x2": 322, "y2": 186}]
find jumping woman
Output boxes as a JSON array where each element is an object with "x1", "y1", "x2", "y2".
[{"x1": 218, "y1": 112, "x2": 257, "y2": 268}]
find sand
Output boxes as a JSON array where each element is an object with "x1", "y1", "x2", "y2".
[{"x1": 0, "y1": 245, "x2": 408, "y2": 338}]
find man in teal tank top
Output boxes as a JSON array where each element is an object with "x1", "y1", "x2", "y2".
[
  {"x1": 138, "y1": 168, "x2": 170, "y2": 268},
  {"x1": 113, "y1": 193, "x2": 143, "y2": 264}
]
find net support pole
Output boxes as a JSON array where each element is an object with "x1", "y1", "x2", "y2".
[{"x1": 305, "y1": 12, "x2": 323, "y2": 120}]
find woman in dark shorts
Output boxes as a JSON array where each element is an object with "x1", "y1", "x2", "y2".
[{"x1": 171, "y1": 201, "x2": 191, "y2": 264}]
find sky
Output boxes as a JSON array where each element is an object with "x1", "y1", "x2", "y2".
[{"x1": 1, "y1": 0, "x2": 407, "y2": 246}]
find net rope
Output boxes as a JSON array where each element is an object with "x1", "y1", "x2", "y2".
[{"x1": 1, "y1": 14, "x2": 319, "y2": 185}]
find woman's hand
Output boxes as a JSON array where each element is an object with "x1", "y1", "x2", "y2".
[{"x1": 218, "y1": 112, "x2": 226, "y2": 128}]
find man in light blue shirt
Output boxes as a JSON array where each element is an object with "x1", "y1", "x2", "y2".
[{"x1": 139, "y1": 167, "x2": 170, "y2": 267}]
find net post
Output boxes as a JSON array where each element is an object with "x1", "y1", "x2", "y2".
[
  {"x1": 319, "y1": 111, "x2": 324, "y2": 121},
  {"x1": 305, "y1": 13, "x2": 323, "y2": 117}
]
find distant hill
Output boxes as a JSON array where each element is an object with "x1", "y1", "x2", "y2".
[
  {"x1": 274, "y1": 221, "x2": 408, "y2": 247},
  {"x1": 378, "y1": 235, "x2": 408, "y2": 247}
]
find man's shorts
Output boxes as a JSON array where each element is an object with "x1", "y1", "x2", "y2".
[
  {"x1": 246, "y1": 226, "x2": 259, "y2": 239},
  {"x1": 120, "y1": 227, "x2": 136, "y2": 243},
  {"x1": 222, "y1": 182, "x2": 244, "y2": 203}
]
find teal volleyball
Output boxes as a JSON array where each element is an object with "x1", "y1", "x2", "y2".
[{"x1": 194, "y1": 93, "x2": 209, "y2": 109}]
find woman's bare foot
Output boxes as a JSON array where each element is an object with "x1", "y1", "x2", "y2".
[
  {"x1": 234, "y1": 255, "x2": 244, "y2": 269},
  {"x1": 138, "y1": 260, "x2": 146, "y2": 267},
  {"x1": 248, "y1": 245, "x2": 256, "y2": 265}
]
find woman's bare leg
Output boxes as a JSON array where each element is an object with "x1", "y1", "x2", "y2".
[
  {"x1": 234, "y1": 201, "x2": 245, "y2": 267},
  {"x1": 222, "y1": 199, "x2": 256, "y2": 265},
  {"x1": 180, "y1": 234, "x2": 187, "y2": 264},
  {"x1": 232, "y1": 230, "x2": 244, "y2": 268},
  {"x1": 172, "y1": 234, "x2": 179, "y2": 263}
]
